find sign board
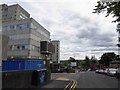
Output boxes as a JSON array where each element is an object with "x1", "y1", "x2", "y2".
[{"x1": 71, "y1": 62, "x2": 77, "y2": 67}]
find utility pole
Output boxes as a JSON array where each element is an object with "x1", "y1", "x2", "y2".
[{"x1": 45, "y1": 54, "x2": 51, "y2": 82}]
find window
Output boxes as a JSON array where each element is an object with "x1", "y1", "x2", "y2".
[
  {"x1": 9, "y1": 25, "x2": 15, "y2": 30},
  {"x1": 22, "y1": 46, "x2": 25, "y2": 50},
  {"x1": 16, "y1": 23, "x2": 30, "y2": 30},
  {"x1": 4, "y1": 23, "x2": 30, "y2": 31},
  {"x1": 17, "y1": 46, "x2": 20, "y2": 50},
  {"x1": 19, "y1": 24, "x2": 22, "y2": 29},
  {"x1": 25, "y1": 45, "x2": 29, "y2": 49},
  {"x1": 16, "y1": 24, "x2": 22, "y2": 29},
  {"x1": 3, "y1": 26, "x2": 8, "y2": 30},
  {"x1": 9, "y1": 45, "x2": 14, "y2": 51}
]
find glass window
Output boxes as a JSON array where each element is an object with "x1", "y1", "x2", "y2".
[
  {"x1": 17, "y1": 46, "x2": 20, "y2": 50},
  {"x1": 27, "y1": 23, "x2": 30, "y2": 28},
  {"x1": 16, "y1": 24, "x2": 22, "y2": 29},
  {"x1": 9, "y1": 25, "x2": 15, "y2": 30},
  {"x1": 22, "y1": 46, "x2": 25, "y2": 50},
  {"x1": 9, "y1": 45, "x2": 14, "y2": 50},
  {"x1": 25, "y1": 45, "x2": 29, "y2": 49},
  {"x1": 3, "y1": 26, "x2": 8, "y2": 30},
  {"x1": 22, "y1": 23, "x2": 29, "y2": 29}
]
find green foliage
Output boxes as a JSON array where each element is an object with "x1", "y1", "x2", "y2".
[
  {"x1": 84, "y1": 56, "x2": 90, "y2": 69},
  {"x1": 63, "y1": 57, "x2": 75, "y2": 68},
  {"x1": 63, "y1": 60, "x2": 70, "y2": 68},
  {"x1": 77, "y1": 56, "x2": 98, "y2": 70},
  {"x1": 68, "y1": 57, "x2": 75, "y2": 61},
  {"x1": 93, "y1": 1, "x2": 120, "y2": 22},
  {"x1": 90, "y1": 56, "x2": 98, "y2": 70},
  {"x1": 99, "y1": 52, "x2": 116, "y2": 66},
  {"x1": 78, "y1": 60, "x2": 88, "y2": 70}
]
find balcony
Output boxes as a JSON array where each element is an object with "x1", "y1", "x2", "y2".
[{"x1": 40, "y1": 41, "x2": 55, "y2": 55}]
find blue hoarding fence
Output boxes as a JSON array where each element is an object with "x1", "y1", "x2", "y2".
[{"x1": 2, "y1": 59, "x2": 46, "y2": 71}]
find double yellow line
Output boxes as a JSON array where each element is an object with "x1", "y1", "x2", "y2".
[{"x1": 64, "y1": 79, "x2": 77, "y2": 90}]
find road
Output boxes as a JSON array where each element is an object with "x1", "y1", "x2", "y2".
[
  {"x1": 77, "y1": 71, "x2": 119, "y2": 88},
  {"x1": 42, "y1": 71, "x2": 119, "y2": 89}
]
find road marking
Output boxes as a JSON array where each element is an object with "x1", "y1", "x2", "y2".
[
  {"x1": 69, "y1": 79, "x2": 76, "y2": 90},
  {"x1": 64, "y1": 79, "x2": 77, "y2": 90},
  {"x1": 72, "y1": 80, "x2": 77, "y2": 90},
  {"x1": 64, "y1": 80, "x2": 72, "y2": 90}
]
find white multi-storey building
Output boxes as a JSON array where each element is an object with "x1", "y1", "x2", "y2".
[
  {"x1": 1, "y1": 4, "x2": 53, "y2": 59},
  {"x1": 51, "y1": 40, "x2": 60, "y2": 63}
]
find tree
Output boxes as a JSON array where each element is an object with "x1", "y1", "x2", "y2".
[
  {"x1": 99, "y1": 52, "x2": 116, "y2": 66},
  {"x1": 115, "y1": 55, "x2": 120, "y2": 60},
  {"x1": 63, "y1": 57, "x2": 75, "y2": 68},
  {"x1": 84, "y1": 56, "x2": 90, "y2": 69},
  {"x1": 63, "y1": 60, "x2": 70, "y2": 68},
  {"x1": 68, "y1": 57, "x2": 75, "y2": 62},
  {"x1": 90, "y1": 56, "x2": 98, "y2": 70},
  {"x1": 78, "y1": 60, "x2": 88, "y2": 71},
  {"x1": 93, "y1": 1, "x2": 120, "y2": 23}
]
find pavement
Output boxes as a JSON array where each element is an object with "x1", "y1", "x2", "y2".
[{"x1": 41, "y1": 73, "x2": 71, "y2": 88}]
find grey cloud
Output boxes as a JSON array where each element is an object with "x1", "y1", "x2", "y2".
[
  {"x1": 91, "y1": 47, "x2": 118, "y2": 52},
  {"x1": 48, "y1": 9, "x2": 117, "y2": 55},
  {"x1": 76, "y1": 26, "x2": 116, "y2": 47}
]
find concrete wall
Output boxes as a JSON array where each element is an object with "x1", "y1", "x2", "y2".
[
  {"x1": 0, "y1": 34, "x2": 8, "y2": 60},
  {"x1": 2, "y1": 70, "x2": 33, "y2": 88}
]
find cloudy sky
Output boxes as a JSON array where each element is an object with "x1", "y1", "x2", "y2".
[{"x1": 1, "y1": 0, "x2": 119, "y2": 60}]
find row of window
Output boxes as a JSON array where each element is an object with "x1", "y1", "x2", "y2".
[
  {"x1": 9, "y1": 44, "x2": 40, "y2": 52},
  {"x1": 2, "y1": 23, "x2": 49, "y2": 39},
  {"x1": 3, "y1": 23, "x2": 30, "y2": 30},
  {"x1": 19, "y1": 12, "x2": 28, "y2": 19}
]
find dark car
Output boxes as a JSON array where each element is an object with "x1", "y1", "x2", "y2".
[{"x1": 116, "y1": 68, "x2": 120, "y2": 79}]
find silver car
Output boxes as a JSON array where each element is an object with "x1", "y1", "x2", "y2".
[
  {"x1": 116, "y1": 68, "x2": 120, "y2": 79},
  {"x1": 107, "y1": 68, "x2": 117, "y2": 76}
]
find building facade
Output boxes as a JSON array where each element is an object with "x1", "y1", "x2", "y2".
[
  {"x1": 51, "y1": 40, "x2": 60, "y2": 63},
  {"x1": 0, "y1": 34, "x2": 9, "y2": 60},
  {"x1": 1, "y1": 4, "x2": 30, "y2": 22},
  {"x1": 1, "y1": 4, "x2": 52, "y2": 59}
]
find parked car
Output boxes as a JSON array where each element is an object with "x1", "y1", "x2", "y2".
[
  {"x1": 97, "y1": 69, "x2": 104, "y2": 74},
  {"x1": 102, "y1": 68, "x2": 109, "y2": 75},
  {"x1": 95, "y1": 69, "x2": 99, "y2": 73},
  {"x1": 107, "y1": 68, "x2": 117, "y2": 77},
  {"x1": 116, "y1": 68, "x2": 120, "y2": 79},
  {"x1": 96, "y1": 69, "x2": 104, "y2": 74}
]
